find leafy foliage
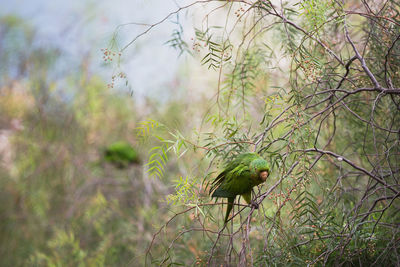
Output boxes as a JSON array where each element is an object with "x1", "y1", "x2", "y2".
[
  {"x1": 146, "y1": 144, "x2": 169, "y2": 178},
  {"x1": 136, "y1": 119, "x2": 160, "y2": 140},
  {"x1": 166, "y1": 176, "x2": 198, "y2": 205},
  {"x1": 164, "y1": 15, "x2": 190, "y2": 57},
  {"x1": 195, "y1": 27, "x2": 231, "y2": 70}
]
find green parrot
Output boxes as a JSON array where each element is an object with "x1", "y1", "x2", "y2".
[
  {"x1": 210, "y1": 152, "x2": 270, "y2": 223},
  {"x1": 104, "y1": 141, "x2": 139, "y2": 168}
]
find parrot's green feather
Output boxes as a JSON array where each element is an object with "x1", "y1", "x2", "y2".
[
  {"x1": 212, "y1": 187, "x2": 236, "y2": 198},
  {"x1": 242, "y1": 191, "x2": 252, "y2": 205},
  {"x1": 210, "y1": 152, "x2": 270, "y2": 223}
]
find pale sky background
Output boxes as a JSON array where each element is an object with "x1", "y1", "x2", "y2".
[
  {"x1": 0, "y1": 0, "x2": 274, "y2": 105},
  {"x1": 0, "y1": 0, "x2": 193, "y2": 99}
]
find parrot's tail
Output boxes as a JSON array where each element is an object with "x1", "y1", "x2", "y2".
[{"x1": 224, "y1": 197, "x2": 235, "y2": 224}]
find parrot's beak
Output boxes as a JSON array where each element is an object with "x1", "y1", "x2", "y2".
[{"x1": 260, "y1": 171, "x2": 269, "y2": 182}]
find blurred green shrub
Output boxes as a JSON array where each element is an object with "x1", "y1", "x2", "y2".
[{"x1": 104, "y1": 141, "x2": 140, "y2": 168}]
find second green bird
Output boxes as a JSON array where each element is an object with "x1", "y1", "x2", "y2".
[{"x1": 210, "y1": 152, "x2": 270, "y2": 223}]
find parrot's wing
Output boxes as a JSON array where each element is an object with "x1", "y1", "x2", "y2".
[
  {"x1": 212, "y1": 187, "x2": 236, "y2": 198},
  {"x1": 210, "y1": 153, "x2": 260, "y2": 197},
  {"x1": 210, "y1": 170, "x2": 227, "y2": 194}
]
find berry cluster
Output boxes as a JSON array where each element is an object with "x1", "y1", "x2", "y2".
[
  {"x1": 107, "y1": 72, "x2": 127, "y2": 89},
  {"x1": 300, "y1": 59, "x2": 320, "y2": 82},
  {"x1": 234, "y1": 6, "x2": 245, "y2": 17},
  {"x1": 101, "y1": 48, "x2": 121, "y2": 63},
  {"x1": 191, "y1": 37, "x2": 203, "y2": 52},
  {"x1": 222, "y1": 46, "x2": 232, "y2": 60}
]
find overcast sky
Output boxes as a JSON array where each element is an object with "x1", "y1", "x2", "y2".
[{"x1": 0, "y1": 0, "x2": 191, "y2": 98}]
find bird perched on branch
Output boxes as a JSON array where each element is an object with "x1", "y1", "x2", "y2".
[{"x1": 210, "y1": 152, "x2": 270, "y2": 223}]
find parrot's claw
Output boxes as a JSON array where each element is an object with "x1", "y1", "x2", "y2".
[{"x1": 251, "y1": 201, "x2": 259, "y2": 209}]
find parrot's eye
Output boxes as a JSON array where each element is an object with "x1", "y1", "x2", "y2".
[{"x1": 259, "y1": 171, "x2": 269, "y2": 181}]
